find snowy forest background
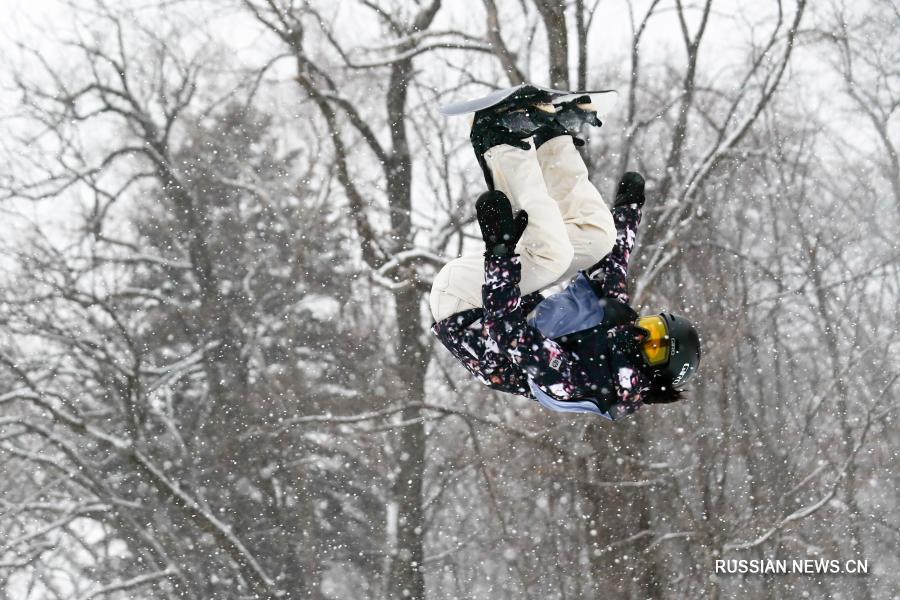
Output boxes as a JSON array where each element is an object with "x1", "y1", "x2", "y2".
[{"x1": 0, "y1": 0, "x2": 897, "y2": 598}]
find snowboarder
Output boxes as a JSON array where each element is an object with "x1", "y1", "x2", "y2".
[{"x1": 430, "y1": 92, "x2": 701, "y2": 420}]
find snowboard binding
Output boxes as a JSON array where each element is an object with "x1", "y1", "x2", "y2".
[
  {"x1": 553, "y1": 96, "x2": 603, "y2": 137},
  {"x1": 469, "y1": 98, "x2": 556, "y2": 154},
  {"x1": 469, "y1": 93, "x2": 558, "y2": 188},
  {"x1": 450, "y1": 84, "x2": 617, "y2": 187},
  {"x1": 532, "y1": 96, "x2": 603, "y2": 148}
]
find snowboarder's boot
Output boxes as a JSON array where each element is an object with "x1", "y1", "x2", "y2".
[
  {"x1": 470, "y1": 100, "x2": 556, "y2": 188},
  {"x1": 534, "y1": 95, "x2": 603, "y2": 148}
]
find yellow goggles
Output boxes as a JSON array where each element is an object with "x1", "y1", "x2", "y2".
[{"x1": 637, "y1": 315, "x2": 670, "y2": 367}]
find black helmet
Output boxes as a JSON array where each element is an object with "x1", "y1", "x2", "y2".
[{"x1": 636, "y1": 313, "x2": 701, "y2": 386}]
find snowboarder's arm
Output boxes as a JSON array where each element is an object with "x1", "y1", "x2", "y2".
[
  {"x1": 431, "y1": 310, "x2": 534, "y2": 397},
  {"x1": 586, "y1": 173, "x2": 645, "y2": 304},
  {"x1": 481, "y1": 255, "x2": 593, "y2": 400},
  {"x1": 475, "y1": 190, "x2": 595, "y2": 400},
  {"x1": 605, "y1": 324, "x2": 654, "y2": 415},
  {"x1": 586, "y1": 202, "x2": 642, "y2": 304}
]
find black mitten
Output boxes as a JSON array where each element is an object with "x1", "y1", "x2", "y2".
[
  {"x1": 475, "y1": 190, "x2": 529, "y2": 257},
  {"x1": 614, "y1": 171, "x2": 646, "y2": 208}
]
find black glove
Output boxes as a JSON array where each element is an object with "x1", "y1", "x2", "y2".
[
  {"x1": 614, "y1": 171, "x2": 645, "y2": 208},
  {"x1": 475, "y1": 190, "x2": 529, "y2": 257}
]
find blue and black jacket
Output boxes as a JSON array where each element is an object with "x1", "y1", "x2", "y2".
[{"x1": 432, "y1": 202, "x2": 653, "y2": 420}]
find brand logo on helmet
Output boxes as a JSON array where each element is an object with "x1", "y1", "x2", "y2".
[{"x1": 673, "y1": 363, "x2": 690, "y2": 385}]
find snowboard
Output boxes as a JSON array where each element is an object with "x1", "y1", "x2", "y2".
[{"x1": 439, "y1": 83, "x2": 618, "y2": 117}]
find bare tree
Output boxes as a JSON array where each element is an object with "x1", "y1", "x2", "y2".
[
  {"x1": 1, "y1": 0, "x2": 897, "y2": 598},
  {"x1": 1, "y1": 4, "x2": 389, "y2": 598}
]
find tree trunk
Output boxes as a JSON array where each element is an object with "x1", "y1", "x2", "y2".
[
  {"x1": 534, "y1": 0, "x2": 570, "y2": 88},
  {"x1": 809, "y1": 254, "x2": 873, "y2": 600},
  {"x1": 387, "y1": 289, "x2": 428, "y2": 599}
]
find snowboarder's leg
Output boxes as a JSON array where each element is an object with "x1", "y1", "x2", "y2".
[
  {"x1": 430, "y1": 142, "x2": 574, "y2": 322},
  {"x1": 430, "y1": 255, "x2": 485, "y2": 320},
  {"x1": 536, "y1": 135, "x2": 615, "y2": 283},
  {"x1": 485, "y1": 142, "x2": 574, "y2": 275}
]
